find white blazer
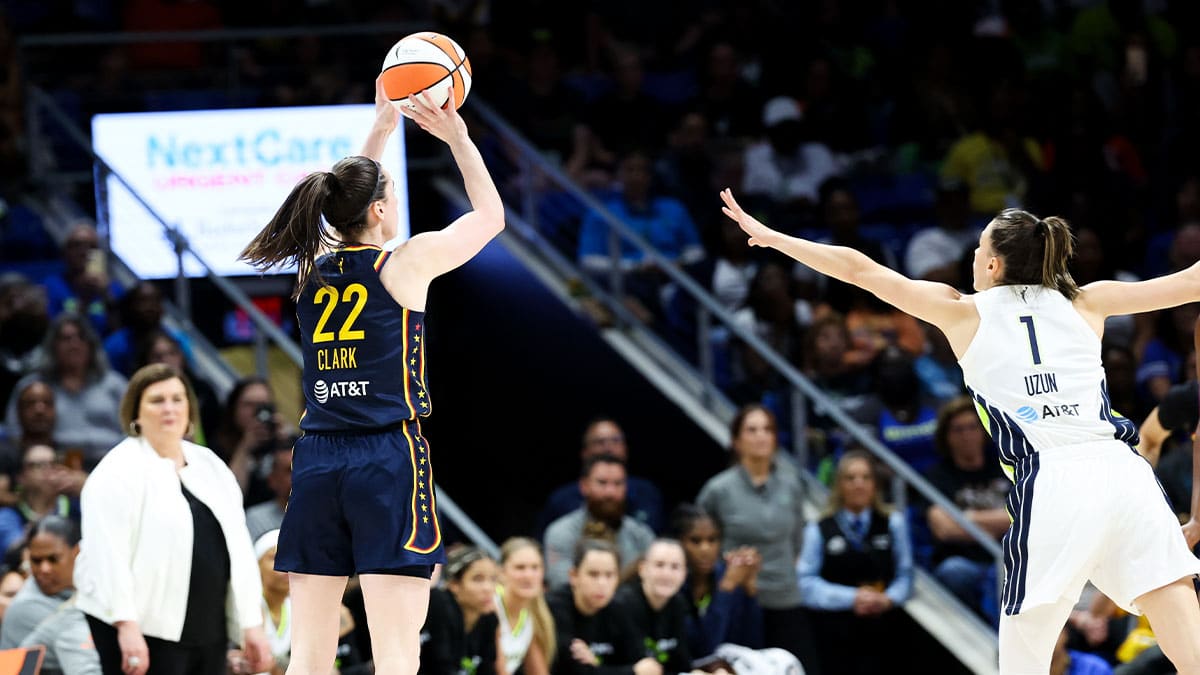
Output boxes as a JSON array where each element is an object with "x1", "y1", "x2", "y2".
[{"x1": 73, "y1": 436, "x2": 263, "y2": 642}]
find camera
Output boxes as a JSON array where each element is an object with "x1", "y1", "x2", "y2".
[
  {"x1": 253, "y1": 403, "x2": 278, "y2": 456},
  {"x1": 254, "y1": 402, "x2": 276, "y2": 427}
]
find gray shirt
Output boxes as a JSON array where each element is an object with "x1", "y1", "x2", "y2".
[
  {"x1": 696, "y1": 459, "x2": 806, "y2": 610},
  {"x1": 4, "y1": 372, "x2": 127, "y2": 464},
  {"x1": 245, "y1": 500, "x2": 285, "y2": 543},
  {"x1": 21, "y1": 598, "x2": 101, "y2": 674},
  {"x1": 0, "y1": 580, "x2": 73, "y2": 649},
  {"x1": 543, "y1": 508, "x2": 654, "y2": 589}
]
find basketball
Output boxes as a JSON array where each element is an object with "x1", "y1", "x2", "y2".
[{"x1": 380, "y1": 31, "x2": 472, "y2": 111}]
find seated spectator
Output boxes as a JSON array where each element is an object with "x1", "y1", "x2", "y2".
[
  {"x1": 616, "y1": 538, "x2": 714, "y2": 674},
  {"x1": 0, "y1": 565, "x2": 23, "y2": 623},
  {"x1": 210, "y1": 376, "x2": 294, "y2": 505},
  {"x1": 695, "y1": 218, "x2": 758, "y2": 313},
  {"x1": 135, "y1": 328, "x2": 221, "y2": 444},
  {"x1": 419, "y1": 546, "x2": 499, "y2": 675},
  {"x1": 1054, "y1": 625, "x2": 1115, "y2": 675},
  {"x1": 923, "y1": 397, "x2": 1010, "y2": 623},
  {"x1": 102, "y1": 281, "x2": 191, "y2": 378},
  {"x1": 4, "y1": 314, "x2": 127, "y2": 467},
  {"x1": 696, "y1": 404, "x2": 816, "y2": 669},
  {"x1": 939, "y1": 81, "x2": 1045, "y2": 217},
  {"x1": 544, "y1": 453, "x2": 655, "y2": 589},
  {"x1": 244, "y1": 445, "x2": 292, "y2": 543},
  {"x1": 231, "y1": 529, "x2": 365, "y2": 675},
  {"x1": 793, "y1": 178, "x2": 897, "y2": 316},
  {"x1": 801, "y1": 313, "x2": 873, "y2": 459},
  {"x1": 547, "y1": 539, "x2": 661, "y2": 675},
  {"x1": 1135, "y1": 303, "x2": 1197, "y2": 406},
  {"x1": 0, "y1": 378, "x2": 59, "y2": 491},
  {"x1": 0, "y1": 274, "x2": 48, "y2": 413},
  {"x1": 740, "y1": 96, "x2": 841, "y2": 223},
  {"x1": 496, "y1": 537, "x2": 556, "y2": 675},
  {"x1": 40, "y1": 222, "x2": 119, "y2": 338},
  {"x1": 865, "y1": 346, "x2": 940, "y2": 476},
  {"x1": 731, "y1": 261, "x2": 811, "y2": 373},
  {"x1": 796, "y1": 451, "x2": 914, "y2": 675},
  {"x1": 577, "y1": 148, "x2": 706, "y2": 323},
  {"x1": 914, "y1": 321, "x2": 965, "y2": 406},
  {"x1": 255, "y1": 529, "x2": 292, "y2": 674},
  {"x1": 18, "y1": 595, "x2": 102, "y2": 675},
  {"x1": 672, "y1": 503, "x2": 763, "y2": 658},
  {"x1": 655, "y1": 110, "x2": 717, "y2": 226},
  {"x1": 537, "y1": 418, "x2": 665, "y2": 537},
  {"x1": 0, "y1": 444, "x2": 80, "y2": 553},
  {"x1": 903, "y1": 179, "x2": 978, "y2": 286},
  {"x1": 1105, "y1": 343, "x2": 1148, "y2": 428},
  {"x1": 582, "y1": 49, "x2": 673, "y2": 160},
  {"x1": 5, "y1": 380, "x2": 55, "y2": 456},
  {"x1": 0, "y1": 515, "x2": 78, "y2": 650},
  {"x1": 16, "y1": 518, "x2": 99, "y2": 675}
]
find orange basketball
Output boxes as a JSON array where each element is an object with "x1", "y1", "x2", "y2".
[{"x1": 380, "y1": 31, "x2": 472, "y2": 111}]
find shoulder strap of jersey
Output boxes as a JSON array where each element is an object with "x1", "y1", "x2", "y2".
[{"x1": 373, "y1": 249, "x2": 392, "y2": 272}]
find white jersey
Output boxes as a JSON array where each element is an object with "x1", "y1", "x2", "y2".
[
  {"x1": 496, "y1": 589, "x2": 534, "y2": 674},
  {"x1": 958, "y1": 285, "x2": 1137, "y2": 466}
]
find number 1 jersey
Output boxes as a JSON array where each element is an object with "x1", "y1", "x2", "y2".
[
  {"x1": 297, "y1": 245, "x2": 431, "y2": 432},
  {"x1": 958, "y1": 285, "x2": 1137, "y2": 467}
]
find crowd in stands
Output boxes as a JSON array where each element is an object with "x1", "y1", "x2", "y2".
[{"x1": 2, "y1": 0, "x2": 1200, "y2": 674}]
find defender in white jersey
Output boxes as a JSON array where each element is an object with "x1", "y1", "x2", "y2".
[{"x1": 719, "y1": 188, "x2": 1200, "y2": 675}]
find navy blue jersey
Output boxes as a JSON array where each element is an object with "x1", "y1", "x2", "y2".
[{"x1": 297, "y1": 245, "x2": 430, "y2": 432}]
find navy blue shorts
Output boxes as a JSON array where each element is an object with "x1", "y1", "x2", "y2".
[{"x1": 275, "y1": 420, "x2": 446, "y2": 576}]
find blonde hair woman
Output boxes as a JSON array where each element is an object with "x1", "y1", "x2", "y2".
[{"x1": 495, "y1": 538, "x2": 556, "y2": 675}]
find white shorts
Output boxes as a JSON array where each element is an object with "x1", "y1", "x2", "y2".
[{"x1": 1002, "y1": 440, "x2": 1200, "y2": 616}]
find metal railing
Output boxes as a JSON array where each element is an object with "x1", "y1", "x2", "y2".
[
  {"x1": 16, "y1": 19, "x2": 998, "y2": 573},
  {"x1": 17, "y1": 24, "x2": 498, "y2": 555},
  {"x1": 465, "y1": 98, "x2": 1004, "y2": 564}
]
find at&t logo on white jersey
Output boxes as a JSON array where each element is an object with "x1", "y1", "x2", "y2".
[{"x1": 313, "y1": 379, "x2": 370, "y2": 404}]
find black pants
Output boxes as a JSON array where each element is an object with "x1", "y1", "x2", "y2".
[
  {"x1": 762, "y1": 605, "x2": 822, "y2": 675},
  {"x1": 86, "y1": 615, "x2": 226, "y2": 675}
]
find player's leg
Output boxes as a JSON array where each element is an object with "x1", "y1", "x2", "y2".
[
  {"x1": 286, "y1": 573, "x2": 349, "y2": 675},
  {"x1": 998, "y1": 595, "x2": 1077, "y2": 675},
  {"x1": 359, "y1": 572, "x2": 432, "y2": 675},
  {"x1": 1134, "y1": 577, "x2": 1200, "y2": 675}
]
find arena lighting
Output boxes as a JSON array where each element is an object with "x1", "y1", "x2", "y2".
[{"x1": 91, "y1": 104, "x2": 409, "y2": 279}]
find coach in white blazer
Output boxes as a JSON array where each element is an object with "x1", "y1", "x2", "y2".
[{"x1": 73, "y1": 363, "x2": 272, "y2": 675}]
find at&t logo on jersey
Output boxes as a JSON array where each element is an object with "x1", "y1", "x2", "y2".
[
  {"x1": 1016, "y1": 405, "x2": 1040, "y2": 422},
  {"x1": 313, "y1": 379, "x2": 370, "y2": 404}
]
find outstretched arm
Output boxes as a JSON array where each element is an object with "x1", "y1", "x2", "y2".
[
  {"x1": 719, "y1": 189, "x2": 975, "y2": 339},
  {"x1": 1076, "y1": 262, "x2": 1200, "y2": 321},
  {"x1": 390, "y1": 85, "x2": 505, "y2": 283}
]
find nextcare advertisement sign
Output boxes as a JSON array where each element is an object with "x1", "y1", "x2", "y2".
[{"x1": 92, "y1": 104, "x2": 408, "y2": 279}]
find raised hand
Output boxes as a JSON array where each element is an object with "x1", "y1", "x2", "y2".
[
  {"x1": 401, "y1": 83, "x2": 468, "y2": 146},
  {"x1": 719, "y1": 188, "x2": 778, "y2": 248}
]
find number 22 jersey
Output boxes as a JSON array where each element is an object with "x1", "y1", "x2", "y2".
[{"x1": 297, "y1": 244, "x2": 431, "y2": 432}]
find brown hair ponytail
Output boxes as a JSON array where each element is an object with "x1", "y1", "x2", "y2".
[
  {"x1": 989, "y1": 208, "x2": 1080, "y2": 299},
  {"x1": 240, "y1": 156, "x2": 386, "y2": 298},
  {"x1": 1039, "y1": 216, "x2": 1077, "y2": 299}
]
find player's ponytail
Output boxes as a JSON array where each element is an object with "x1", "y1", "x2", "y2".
[
  {"x1": 1040, "y1": 216, "x2": 1079, "y2": 299},
  {"x1": 240, "y1": 156, "x2": 386, "y2": 299},
  {"x1": 990, "y1": 208, "x2": 1080, "y2": 300}
]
